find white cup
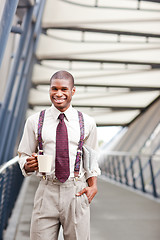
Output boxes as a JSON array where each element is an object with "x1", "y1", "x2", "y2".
[{"x1": 37, "y1": 155, "x2": 53, "y2": 173}]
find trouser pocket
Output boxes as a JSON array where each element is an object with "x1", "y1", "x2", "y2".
[{"x1": 75, "y1": 181, "x2": 90, "y2": 223}]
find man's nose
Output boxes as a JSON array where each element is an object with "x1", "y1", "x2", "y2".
[{"x1": 56, "y1": 90, "x2": 63, "y2": 96}]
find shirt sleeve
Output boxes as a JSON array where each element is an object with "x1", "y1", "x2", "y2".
[
  {"x1": 18, "y1": 116, "x2": 38, "y2": 177},
  {"x1": 83, "y1": 117, "x2": 101, "y2": 179}
]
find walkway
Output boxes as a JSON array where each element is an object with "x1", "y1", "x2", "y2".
[{"x1": 4, "y1": 175, "x2": 160, "y2": 240}]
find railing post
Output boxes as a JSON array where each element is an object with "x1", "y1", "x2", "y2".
[
  {"x1": 0, "y1": 175, "x2": 5, "y2": 239},
  {"x1": 149, "y1": 157, "x2": 157, "y2": 198},
  {"x1": 137, "y1": 156, "x2": 145, "y2": 193},
  {"x1": 117, "y1": 156, "x2": 122, "y2": 183},
  {"x1": 101, "y1": 152, "x2": 159, "y2": 198},
  {"x1": 112, "y1": 156, "x2": 117, "y2": 181},
  {"x1": 122, "y1": 156, "x2": 128, "y2": 185},
  {"x1": 130, "y1": 157, "x2": 136, "y2": 189},
  {"x1": 108, "y1": 156, "x2": 111, "y2": 178}
]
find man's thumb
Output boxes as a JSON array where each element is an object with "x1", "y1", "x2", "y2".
[{"x1": 76, "y1": 188, "x2": 86, "y2": 196}]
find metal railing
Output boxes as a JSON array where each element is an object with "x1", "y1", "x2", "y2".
[
  {"x1": 0, "y1": 157, "x2": 23, "y2": 240},
  {"x1": 99, "y1": 151, "x2": 160, "y2": 198}
]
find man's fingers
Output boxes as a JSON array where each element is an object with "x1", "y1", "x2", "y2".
[
  {"x1": 28, "y1": 162, "x2": 38, "y2": 168},
  {"x1": 32, "y1": 153, "x2": 37, "y2": 157},
  {"x1": 24, "y1": 153, "x2": 38, "y2": 173},
  {"x1": 87, "y1": 195, "x2": 93, "y2": 203},
  {"x1": 76, "y1": 188, "x2": 86, "y2": 196},
  {"x1": 27, "y1": 153, "x2": 38, "y2": 162},
  {"x1": 26, "y1": 159, "x2": 38, "y2": 164},
  {"x1": 75, "y1": 185, "x2": 97, "y2": 204},
  {"x1": 26, "y1": 159, "x2": 38, "y2": 170},
  {"x1": 26, "y1": 156, "x2": 36, "y2": 161}
]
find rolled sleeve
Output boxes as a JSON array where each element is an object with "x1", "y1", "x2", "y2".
[
  {"x1": 83, "y1": 145, "x2": 101, "y2": 180},
  {"x1": 83, "y1": 116, "x2": 101, "y2": 179},
  {"x1": 18, "y1": 154, "x2": 33, "y2": 177},
  {"x1": 18, "y1": 116, "x2": 38, "y2": 177}
]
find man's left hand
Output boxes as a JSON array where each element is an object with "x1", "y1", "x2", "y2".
[
  {"x1": 76, "y1": 176, "x2": 98, "y2": 203},
  {"x1": 76, "y1": 185, "x2": 97, "y2": 203}
]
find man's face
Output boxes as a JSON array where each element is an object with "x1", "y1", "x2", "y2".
[{"x1": 49, "y1": 78, "x2": 75, "y2": 112}]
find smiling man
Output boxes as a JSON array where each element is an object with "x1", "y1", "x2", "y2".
[
  {"x1": 18, "y1": 70, "x2": 100, "y2": 240},
  {"x1": 50, "y1": 71, "x2": 75, "y2": 112}
]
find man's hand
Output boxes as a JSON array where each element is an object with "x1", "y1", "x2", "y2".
[
  {"x1": 76, "y1": 176, "x2": 97, "y2": 203},
  {"x1": 24, "y1": 153, "x2": 38, "y2": 173}
]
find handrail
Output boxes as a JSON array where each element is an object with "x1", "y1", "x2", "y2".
[
  {"x1": 0, "y1": 156, "x2": 19, "y2": 173},
  {"x1": 100, "y1": 150, "x2": 160, "y2": 158},
  {"x1": 99, "y1": 151, "x2": 160, "y2": 198},
  {"x1": 0, "y1": 157, "x2": 24, "y2": 240}
]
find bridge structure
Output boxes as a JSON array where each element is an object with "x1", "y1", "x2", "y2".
[{"x1": 0, "y1": 0, "x2": 160, "y2": 239}]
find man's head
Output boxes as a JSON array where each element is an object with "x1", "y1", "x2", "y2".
[{"x1": 49, "y1": 70, "x2": 76, "y2": 112}]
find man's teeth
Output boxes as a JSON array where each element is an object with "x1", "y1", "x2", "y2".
[{"x1": 55, "y1": 99, "x2": 65, "y2": 103}]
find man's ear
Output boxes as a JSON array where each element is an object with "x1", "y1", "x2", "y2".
[{"x1": 72, "y1": 87, "x2": 76, "y2": 96}]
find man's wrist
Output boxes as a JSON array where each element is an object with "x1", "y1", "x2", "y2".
[
  {"x1": 87, "y1": 176, "x2": 97, "y2": 188},
  {"x1": 24, "y1": 163, "x2": 29, "y2": 173}
]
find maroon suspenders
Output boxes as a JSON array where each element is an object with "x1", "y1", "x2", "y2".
[
  {"x1": 37, "y1": 110, "x2": 46, "y2": 155},
  {"x1": 74, "y1": 111, "x2": 84, "y2": 177},
  {"x1": 37, "y1": 110, "x2": 84, "y2": 178}
]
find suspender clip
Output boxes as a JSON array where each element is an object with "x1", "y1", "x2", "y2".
[
  {"x1": 42, "y1": 175, "x2": 46, "y2": 180},
  {"x1": 77, "y1": 149, "x2": 82, "y2": 153},
  {"x1": 75, "y1": 176, "x2": 79, "y2": 181},
  {"x1": 74, "y1": 171, "x2": 80, "y2": 181}
]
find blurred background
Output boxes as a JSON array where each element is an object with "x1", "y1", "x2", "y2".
[{"x1": 0, "y1": 0, "x2": 160, "y2": 240}]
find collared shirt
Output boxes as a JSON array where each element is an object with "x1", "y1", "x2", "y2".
[{"x1": 18, "y1": 105, "x2": 100, "y2": 179}]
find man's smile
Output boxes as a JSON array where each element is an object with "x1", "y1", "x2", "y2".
[{"x1": 53, "y1": 97, "x2": 66, "y2": 103}]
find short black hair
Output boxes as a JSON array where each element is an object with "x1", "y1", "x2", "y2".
[{"x1": 50, "y1": 70, "x2": 74, "y2": 87}]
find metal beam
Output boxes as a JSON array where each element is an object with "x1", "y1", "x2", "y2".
[
  {"x1": 29, "y1": 103, "x2": 144, "y2": 111},
  {"x1": 60, "y1": 0, "x2": 160, "y2": 12},
  {"x1": 38, "y1": 56, "x2": 160, "y2": 69},
  {"x1": 68, "y1": 104, "x2": 144, "y2": 111},
  {"x1": 141, "y1": 0, "x2": 160, "y2": 3},
  {"x1": 32, "y1": 81, "x2": 160, "y2": 91},
  {"x1": 74, "y1": 84, "x2": 160, "y2": 91},
  {"x1": 0, "y1": 7, "x2": 34, "y2": 162},
  {"x1": 17, "y1": 0, "x2": 35, "y2": 8},
  {"x1": 0, "y1": 0, "x2": 19, "y2": 66},
  {"x1": 43, "y1": 26, "x2": 160, "y2": 39},
  {"x1": 0, "y1": 0, "x2": 46, "y2": 164},
  {"x1": 11, "y1": 26, "x2": 23, "y2": 34}
]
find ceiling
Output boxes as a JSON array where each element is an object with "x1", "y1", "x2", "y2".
[{"x1": 28, "y1": 0, "x2": 160, "y2": 126}]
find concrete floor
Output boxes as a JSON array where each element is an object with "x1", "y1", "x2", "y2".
[
  {"x1": 4, "y1": 175, "x2": 160, "y2": 240},
  {"x1": 91, "y1": 177, "x2": 160, "y2": 240}
]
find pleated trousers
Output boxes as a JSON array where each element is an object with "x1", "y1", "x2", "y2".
[{"x1": 30, "y1": 176, "x2": 90, "y2": 240}]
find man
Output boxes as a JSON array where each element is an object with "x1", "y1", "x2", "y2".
[{"x1": 18, "y1": 70, "x2": 100, "y2": 240}]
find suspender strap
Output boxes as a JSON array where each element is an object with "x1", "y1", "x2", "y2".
[
  {"x1": 38, "y1": 110, "x2": 46, "y2": 155},
  {"x1": 37, "y1": 109, "x2": 84, "y2": 178},
  {"x1": 74, "y1": 111, "x2": 84, "y2": 177}
]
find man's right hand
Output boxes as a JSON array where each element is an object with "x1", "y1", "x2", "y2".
[{"x1": 24, "y1": 153, "x2": 38, "y2": 173}]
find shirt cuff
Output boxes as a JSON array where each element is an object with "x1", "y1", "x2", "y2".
[
  {"x1": 83, "y1": 145, "x2": 101, "y2": 180},
  {"x1": 85, "y1": 168, "x2": 101, "y2": 180},
  {"x1": 18, "y1": 155, "x2": 34, "y2": 177}
]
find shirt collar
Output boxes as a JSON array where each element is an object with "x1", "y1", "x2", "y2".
[{"x1": 50, "y1": 104, "x2": 76, "y2": 122}]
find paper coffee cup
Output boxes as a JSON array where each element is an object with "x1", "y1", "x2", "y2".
[{"x1": 38, "y1": 155, "x2": 53, "y2": 173}]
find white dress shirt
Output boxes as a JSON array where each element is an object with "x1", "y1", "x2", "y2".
[{"x1": 18, "y1": 105, "x2": 100, "y2": 179}]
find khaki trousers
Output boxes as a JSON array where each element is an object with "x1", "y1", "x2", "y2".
[{"x1": 30, "y1": 176, "x2": 90, "y2": 240}]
